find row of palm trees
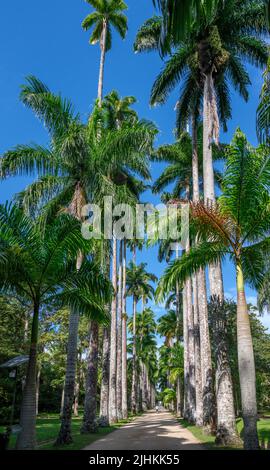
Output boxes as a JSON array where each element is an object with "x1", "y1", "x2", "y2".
[
  {"x1": 135, "y1": 0, "x2": 270, "y2": 451},
  {"x1": 1, "y1": 0, "x2": 270, "y2": 452}
]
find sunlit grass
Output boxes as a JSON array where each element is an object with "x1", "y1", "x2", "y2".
[
  {"x1": 180, "y1": 417, "x2": 270, "y2": 450},
  {"x1": 0, "y1": 411, "x2": 135, "y2": 450}
]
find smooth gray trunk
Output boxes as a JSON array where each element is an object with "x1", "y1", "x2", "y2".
[
  {"x1": 131, "y1": 296, "x2": 137, "y2": 414},
  {"x1": 97, "y1": 20, "x2": 107, "y2": 106},
  {"x1": 116, "y1": 241, "x2": 123, "y2": 420},
  {"x1": 193, "y1": 275, "x2": 203, "y2": 427},
  {"x1": 109, "y1": 236, "x2": 118, "y2": 423},
  {"x1": 121, "y1": 240, "x2": 128, "y2": 419},
  {"x1": 197, "y1": 268, "x2": 216, "y2": 432},
  {"x1": 99, "y1": 250, "x2": 110, "y2": 427},
  {"x1": 203, "y1": 79, "x2": 236, "y2": 439},
  {"x1": 237, "y1": 265, "x2": 259, "y2": 449}
]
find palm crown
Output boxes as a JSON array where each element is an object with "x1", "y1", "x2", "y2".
[
  {"x1": 135, "y1": 2, "x2": 268, "y2": 132},
  {"x1": 0, "y1": 77, "x2": 156, "y2": 219},
  {"x1": 158, "y1": 129, "x2": 270, "y2": 294},
  {"x1": 82, "y1": 0, "x2": 128, "y2": 51}
]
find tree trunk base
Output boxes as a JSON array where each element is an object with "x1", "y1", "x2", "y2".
[
  {"x1": 81, "y1": 422, "x2": 99, "y2": 434},
  {"x1": 99, "y1": 416, "x2": 109, "y2": 427},
  {"x1": 54, "y1": 433, "x2": 73, "y2": 446},
  {"x1": 215, "y1": 427, "x2": 242, "y2": 447}
]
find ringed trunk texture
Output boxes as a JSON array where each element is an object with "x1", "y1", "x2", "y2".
[
  {"x1": 121, "y1": 240, "x2": 128, "y2": 419},
  {"x1": 236, "y1": 264, "x2": 259, "y2": 450},
  {"x1": 116, "y1": 241, "x2": 123, "y2": 420},
  {"x1": 81, "y1": 321, "x2": 99, "y2": 434},
  {"x1": 97, "y1": 20, "x2": 107, "y2": 106},
  {"x1": 211, "y1": 298, "x2": 240, "y2": 446},
  {"x1": 109, "y1": 236, "x2": 118, "y2": 424},
  {"x1": 16, "y1": 304, "x2": 39, "y2": 449}
]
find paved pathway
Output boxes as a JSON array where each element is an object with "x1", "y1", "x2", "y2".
[{"x1": 84, "y1": 410, "x2": 205, "y2": 450}]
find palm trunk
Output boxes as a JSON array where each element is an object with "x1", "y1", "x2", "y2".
[
  {"x1": 97, "y1": 19, "x2": 107, "y2": 106},
  {"x1": 60, "y1": 384, "x2": 65, "y2": 417},
  {"x1": 184, "y1": 183, "x2": 196, "y2": 423},
  {"x1": 186, "y1": 276, "x2": 196, "y2": 423},
  {"x1": 203, "y1": 73, "x2": 224, "y2": 301},
  {"x1": 116, "y1": 241, "x2": 123, "y2": 420},
  {"x1": 182, "y1": 283, "x2": 189, "y2": 418},
  {"x1": 16, "y1": 304, "x2": 39, "y2": 449},
  {"x1": 55, "y1": 254, "x2": 82, "y2": 445},
  {"x1": 175, "y1": 246, "x2": 182, "y2": 418},
  {"x1": 197, "y1": 268, "x2": 216, "y2": 432},
  {"x1": 131, "y1": 295, "x2": 137, "y2": 414},
  {"x1": 55, "y1": 307, "x2": 80, "y2": 444},
  {"x1": 191, "y1": 118, "x2": 206, "y2": 428},
  {"x1": 109, "y1": 236, "x2": 118, "y2": 423},
  {"x1": 203, "y1": 78, "x2": 236, "y2": 437},
  {"x1": 99, "y1": 249, "x2": 111, "y2": 426},
  {"x1": 73, "y1": 382, "x2": 79, "y2": 417},
  {"x1": 121, "y1": 239, "x2": 128, "y2": 419},
  {"x1": 99, "y1": 326, "x2": 110, "y2": 426},
  {"x1": 56, "y1": 185, "x2": 85, "y2": 444},
  {"x1": 81, "y1": 321, "x2": 99, "y2": 433},
  {"x1": 211, "y1": 298, "x2": 240, "y2": 445},
  {"x1": 193, "y1": 275, "x2": 203, "y2": 427},
  {"x1": 36, "y1": 365, "x2": 41, "y2": 417},
  {"x1": 236, "y1": 263, "x2": 259, "y2": 449}
]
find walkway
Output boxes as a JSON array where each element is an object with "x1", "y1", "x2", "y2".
[{"x1": 84, "y1": 410, "x2": 205, "y2": 450}]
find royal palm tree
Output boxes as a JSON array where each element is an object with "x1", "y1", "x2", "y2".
[
  {"x1": 135, "y1": 3, "x2": 268, "y2": 300},
  {"x1": 158, "y1": 129, "x2": 270, "y2": 449},
  {"x1": 82, "y1": 0, "x2": 128, "y2": 105},
  {"x1": 0, "y1": 205, "x2": 111, "y2": 449},
  {"x1": 0, "y1": 76, "x2": 155, "y2": 442},
  {"x1": 126, "y1": 262, "x2": 157, "y2": 413},
  {"x1": 157, "y1": 310, "x2": 180, "y2": 347}
]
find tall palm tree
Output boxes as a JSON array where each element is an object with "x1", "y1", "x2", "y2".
[
  {"x1": 82, "y1": 0, "x2": 128, "y2": 105},
  {"x1": 129, "y1": 307, "x2": 157, "y2": 411},
  {"x1": 157, "y1": 310, "x2": 181, "y2": 347},
  {"x1": 155, "y1": 0, "x2": 270, "y2": 47},
  {"x1": 0, "y1": 205, "x2": 111, "y2": 450},
  {"x1": 158, "y1": 129, "x2": 270, "y2": 449},
  {"x1": 0, "y1": 76, "x2": 155, "y2": 442},
  {"x1": 126, "y1": 262, "x2": 157, "y2": 413},
  {"x1": 138, "y1": 1, "x2": 268, "y2": 301}
]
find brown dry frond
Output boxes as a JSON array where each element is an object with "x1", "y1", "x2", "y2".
[{"x1": 191, "y1": 201, "x2": 236, "y2": 247}]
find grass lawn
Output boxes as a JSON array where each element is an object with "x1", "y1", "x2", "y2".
[
  {"x1": 180, "y1": 417, "x2": 270, "y2": 450},
  {"x1": 0, "y1": 412, "x2": 135, "y2": 450}
]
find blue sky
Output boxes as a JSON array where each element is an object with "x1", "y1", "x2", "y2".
[{"x1": 0, "y1": 0, "x2": 269, "y2": 332}]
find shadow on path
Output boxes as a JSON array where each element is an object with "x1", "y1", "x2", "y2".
[{"x1": 84, "y1": 410, "x2": 205, "y2": 450}]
